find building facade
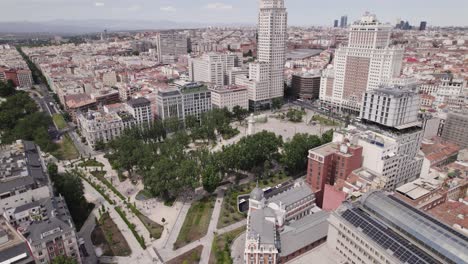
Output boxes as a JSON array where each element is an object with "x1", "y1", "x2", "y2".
[
  {"x1": 210, "y1": 85, "x2": 249, "y2": 111},
  {"x1": 307, "y1": 142, "x2": 363, "y2": 207},
  {"x1": 291, "y1": 72, "x2": 321, "y2": 100},
  {"x1": 360, "y1": 86, "x2": 420, "y2": 129},
  {"x1": 156, "y1": 89, "x2": 184, "y2": 121},
  {"x1": 189, "y1": 53, "x2": 240, "y2": 86},
  {"x1": 441, "y1": 110, "x2": 468, "y2": 148},
  {"x1": 156, "y1": 32, "x2": 188, "y2": 64},
  {"x1": 237, "y1": 0, "x2": 287, "y2": 110},
  {"x1": 244, "y1": 182, "x2": 329, "y2": 264},
  {"x1": 320, "y1": 13, "x2": 403, "y2": 115}
]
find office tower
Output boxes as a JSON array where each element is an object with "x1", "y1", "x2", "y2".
[
  {"x1": 419, "y1": 21, "x2": 427, "y2": 30},
  {"x1": 320, "y1": 13, "x2": 403, "y2": 115},
  {"x1": 334, "y1": 19, "x2": 339, "y2": 28},
  {"x1": 340, "y1": 15, "x2": 348, "y2": 28},
  {"x1": 441, "y1": 110, "x2": 468, "y2": 148},
  {"x1": 180, "y1": 82, "x2": 212, "y2": 120},
  {"x1": 236, "y1": 0, "x2": 287, "y2": 110},
  {"x1": 291, "y1": 72, "x2": 321, "y2": 100},
  {"x1": 188, "y1": 53, "x2": 240, "y2": 86},
  {"x1": 156, "y1": 32, "x2": 188, "y2": 64},
  {"x1": 360, "y1": 86, "x2": 420, "y2": 129},
  {"x1": 327, "y1": 191, "x2": 468, "y2": 264}
]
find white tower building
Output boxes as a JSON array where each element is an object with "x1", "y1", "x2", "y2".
[
  {"x1": 320, "y1": 13, "x2": 404, "y2": 115},
  {"x1": 236, "y1": 0, "x2": 287, "y2": 110}
]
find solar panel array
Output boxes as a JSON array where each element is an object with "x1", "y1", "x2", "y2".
[{"x1": 341, "y1": 208, "x2": 441, "y2": 264}]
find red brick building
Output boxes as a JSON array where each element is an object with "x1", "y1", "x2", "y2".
[{"x1": 306, "y1": 142, "x2": 363, "y2": 207}]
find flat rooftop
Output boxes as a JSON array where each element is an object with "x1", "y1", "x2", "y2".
[{"x1": 286, "y1": 49, "x2": 323, "y2": 60}]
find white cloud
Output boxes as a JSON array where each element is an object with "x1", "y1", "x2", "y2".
[
  {"x1": 95, "y1": 2, "x2": 104, "y2": 7},
  {"x1": 160, "y1": 6, "x2": 176, "y2": 12},
  {"x1": 204, "y1": 2, "x2": 233, "y2": 10},
  {"x1": 128, "y1": 5, "x2": 141, "y2": 11}
]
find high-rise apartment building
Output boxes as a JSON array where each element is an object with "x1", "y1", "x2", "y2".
[
  {"x1": 340, "y1": 15, "x2": 348, "y2": 28},
  {"x1": 156, "y1": 32, "x2": 188, "y2": 64},
  {"x1": 441, "y1": 110, "x2": 468, "y2": 148},
  {"x1": 334, "y1": 19, "x2": 339, "y2": 28},
  {"x1": 320, "y1": 13, "x2": 403, "y2": 115},
  {"x1": 419, "y1": 21, "x2": 427, "y2": 31},
  {"x1": 236, "y1": 0, "x2": 287, "y2": 110},
  {"x1": 327, "y1": 191, "x2": 468, "y2": 264},
  {"x1": 188, "y1": 53, "x2": 240, "y2": 86}
]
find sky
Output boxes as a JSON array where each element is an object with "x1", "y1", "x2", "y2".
[{"x1": 1, "y1": 0, "x2": 467, "y2": 27}]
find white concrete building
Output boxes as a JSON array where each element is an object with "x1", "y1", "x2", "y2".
[
  {"x1": 361, "y1": 86, "x2": 420, "y2": 129},
  {"x1": 210, "y1": 85, "x2": 248, "y2": 111},
  {"x1": 126, "y1": 97, "x2": 153, "y2": 126},
  {"x1": 334, "y1": 123, "x2": 424, "y2": 191},
  {"x1": 156, "y1": 89, "x2": 184, "y2": 121},
  {"x1": 188, "y1": 53, "x2": 240, "y2": 86},
  {"x1": 237, "y1": 0, "x2": 287, "y2": 110},
  {"x1": 321, "y1": 13, "x2": 403, "y2": 115}
]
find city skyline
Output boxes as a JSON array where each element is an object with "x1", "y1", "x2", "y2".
[{"x1": 1, "y1": 0, "x2": 468, "y2": 27}]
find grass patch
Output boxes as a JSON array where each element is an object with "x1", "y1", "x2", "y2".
[
  {"x1": 52, "y1": 113, "x2": 67, "y2": 130},
  {"x1": 167, "y1": 245, "x2": 203, "y2": 264},
  {"x1": 311, "y1": 115, "x2": 340, "y2": 126},
  {"x1": 91, "y1": 212, "x2": 132, "y2": 256},
  {"x1": 78, "y1": 158, "x2": 104, "y2": 167},
  {"x1": 52, "y1": 134, "x2": 79, "y2": 160},
  {"x1": 209, "y1": 226, "x2": 246, "y2": 264},
  {"x1": 127, "y1": 203, "x2": 164, "y2": 239},
  {"x1": 217, "y1": 173, "x2": 290, "y2": 229},
  {"x1": 174, "y1": 196, "x2": 215, "y2": 249}
]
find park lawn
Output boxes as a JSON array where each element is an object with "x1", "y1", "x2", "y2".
[
  {"x1": 136, "y1": 212, "x2": 164, "y2": 239},
  {"x1": 167, "y1": 245, "x2": 203, "y2": 264},
  {"x1": 174, "y1": 196, "x2": 216, "y2": 249},
  {"x1": 209, "y1": 226, "x2": 246, "y2": 264},
  {"x1": 52, "y1": 113, "x2": 67, "y2": 130},
  {"x1": 52, "y1": 134, "x2": 79, "y2": 160},
  {"x1": 79, "y1": 159, "x2": 104, "y2": 167},
  {"x1": 311, "y1": 115, "x2": 341, "y2": 126},
  {"x1": 91, "y1": 212, "x2": 132, "y2": 257},
  {"x1": 217, "y1": 173, "x2": 290, "y2": 229}
]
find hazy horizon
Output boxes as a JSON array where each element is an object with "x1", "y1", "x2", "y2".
[{"x1": 1, "y1": 0, "x2": 467, "y2": 27}]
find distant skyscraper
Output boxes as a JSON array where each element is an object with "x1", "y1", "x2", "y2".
[
  {"x1": 334, "y1": 19, "x2": 339, "y2": 28},
  {"x1": 236, "y1": 0, "x2": 287, "y2": 110},
  {"x1": 156, "y1": 32, "x2": 188, "y2": 64},
  {"x1": 340, "y1": 15, "x2": 348, "y2": 28},
  {"x1": 419, "y1": 21, "x2": 427, "y2": 30},
  {"x1": 320, "y1": 13, "x2": 404, "y2": 114}
]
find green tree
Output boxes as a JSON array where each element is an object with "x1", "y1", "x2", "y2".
[
  {"x1": 0, "y1": 80, "x2": 15, "y2": 97},
  {"x1": 271, "y1": 98, "x2": 283, "y2": 111},
  {"x1": 321, "y1": 129, "x2": 334, "y2": 144},
  {"x1": 202, "y1": 164, "x2": 221, "y2": 193},
  {"x1": 281, "y1": 133, "x2": 322, "y2": 175},
  {"x1": 232, "y1": 105, "x2": 249, "y2": 124},
  {"x1": 51, "y1": 256, "x2": 78, "y2": 264}
]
